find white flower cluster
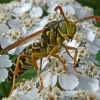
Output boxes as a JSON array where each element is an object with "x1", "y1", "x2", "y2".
[{"x1": 0, "y1": 0, "x2": 100, "y2": 100}]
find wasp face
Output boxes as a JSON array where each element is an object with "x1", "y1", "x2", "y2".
[
  {"x1": 58, "y1": 20, "x2": 76, "y2": 41},
  {"x1": 66, "y1": 21, "x2": 76, "y2": 39}
]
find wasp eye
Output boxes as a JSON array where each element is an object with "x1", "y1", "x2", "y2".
[{"x1": 58, "y1": 21, "x2": 67, "y2": 34}]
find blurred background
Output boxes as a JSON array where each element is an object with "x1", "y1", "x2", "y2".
[
  {"x1": 0, "y1": 0, "x2": 100, "y2": 15},
  {"x1": 76, "y1": 0, "x2": 100, "y2": 26},
  {"x1": 0, "y1": 0, "x2": 100, "y2": 24}
]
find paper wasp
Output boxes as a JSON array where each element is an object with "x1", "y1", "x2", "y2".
[{"x1": 0, "y1": 6, "x2": 100, "y2": 97}]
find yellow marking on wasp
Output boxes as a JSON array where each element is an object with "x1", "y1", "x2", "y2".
[
  {"x1": 8, "y1": 76, "x2": 12, "y2": 79},
  {"x1": 10, "y1": 68, "x2": 14, "y2": 74}
]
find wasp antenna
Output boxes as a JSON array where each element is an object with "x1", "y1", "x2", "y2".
[
  {"x1": 82, "y1": 15, "x2": 100, "y2": 22},
  {"x1": 54, "y1": 6, "x2": 69, "y2": 23},
  {"x1": 73, "y1": 15, "x2": 100, "y2": 25}
]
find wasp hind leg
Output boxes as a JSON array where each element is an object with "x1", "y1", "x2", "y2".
[{"x1": 8, "y1": 54, "x2": 23, "y2": 97}]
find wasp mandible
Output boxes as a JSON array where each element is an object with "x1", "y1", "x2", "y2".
[{"x1": 0, "y1": 6, "x2": 100, "y2": 97}]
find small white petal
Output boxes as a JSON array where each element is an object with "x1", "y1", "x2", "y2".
[
  {"x1": 11, "y1": 0, "x2": 32, "y2": 17},
  {"x1": 51, "y1": 74, "x2": 57, "y2": 86},
  {"x1": 0, "y1": 68, "x2": 8, "y2": 82},
  {"x1": 57, "y1": 95, "x2": 65, "y2": 100},
  {"x1": 8, "y1": 46, "x2": 24, "y2": 55},
  {"x1": 39, "y1": 16, "x2": 48, "y2": 27},
  {"x1": 29, "y1": 6, "x2": 43, "y2": 18},
  {"x1": 8, "y1": 48, "x2": 17, "y2": 54},
  {"x1": 67, "y1": 40, "x2": 80, "y2": 47},
  {"x1": 86, "y1": 42, "x2": 99, "y2": 55},
  {"x1": 25, "y1": 88, "x2": 38, "y2": 99},
  {"x1": 0, "y1": 23, "x2": 9, "y2": 34},
  {"x1": 0, "y1": 55, "x2": 12, "y2": 67},
  {"x1": 8, "y1": 19, "x2": 21, "y2": 28},
  {"x1": 47, "y1": 5, "x2": 57, "y2": 13},
  {"x1": 64, "y1": 90, "x2": 79, "y2": 97},
  {"x1": 90, "y1": 54, "x2": 100, "y2": 66},
  {"x1": 62, "y1": 5, "x2": 75, "y2": 15},
  {"x1": 87, "y1": 31, "x2": 96, "y2": 42},
  {"x1": 1, "y1": 38, "x2": 13, "y2": 48},
  {"x1": 93, "y1": 37, "x2": 100, "y2": 48},
  {"x1": 96, "y1": 89, "x2": 100, "y2": 99},
  {"x1": 16, "y1": 94, "x2": 29, "y2": 100},
  {"x1": 41, "y1": 70, "x2": 57, "y2": 87},
  {"x1": 76, "y1": 7, "x2": 93, "y2": 19},
  {"x1": 30, "y1": 26, "x2": 43, "y2": 33},
  {"x1": 71, "y1": 3, "x2": 82, "y2": 17},
  {"x1": 63, "y1": 96, "x2": 71, "y2": 100},
  {"x1": 37, "y1": 58, "x2": 49, "y2": 70},
  {"x1": 46, "y1": 0, "x2": 56, "y2": 7},
  {"x1": 21, "y1": 26, "x2": 27, "y2": 34},
  {"x1": 11, "y1": 89, "x2": 19, "y2": 96},
  {"x1": 77, "y1": 76, "x2": 99, "y2": 92},
  {"x1": 59, "y1": 72, "x2": 79, "y2": 90}
]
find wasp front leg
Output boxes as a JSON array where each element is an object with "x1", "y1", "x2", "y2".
[
  {"x1": 49, "y1": 45, "x2": 67, "y2": 70},
  {"x1": 60, "y1": 43, "x2": 82, "y2": 74},
  {"x1": 56, "y1": 36, "x2": 82, "y2": 74}
]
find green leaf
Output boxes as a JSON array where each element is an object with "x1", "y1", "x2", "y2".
[
  {"x1": 0, "y1": 80, "x2": 12, "y2": 99},
  {"x1": 96, "y1": 51, "x2": 100, "y2": 63},
  {"x1": 16, "y1": 67, "x2": 37, "y2": 81}
]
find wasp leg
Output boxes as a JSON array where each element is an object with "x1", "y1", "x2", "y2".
[
  {"x1": 65, "y1": 46, "x2": 85, "y2": 65},
  {"x1": 40, "y1": 58, "x2": 43, "y2": 71},
  {"x1": 60, "y1": 43, "x2": 82, "y2": 74},
  {"x1": 8, "y1": 76, "x2": 16, "y2": 97},
  {"x1": 49, "y1": 45, "x2": 67, "y2": 70},
  {"x1": 8, "y1": 54, "x2": 23, "y2": 97},
  {"x1": 31, "y1": 53, "x2": 47, "y2": 92}
]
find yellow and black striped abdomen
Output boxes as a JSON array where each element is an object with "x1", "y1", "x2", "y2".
[
  {"x1": 8, "y1": 42, "x2": 44, "y2": 81},
  {"x1": 7, "y1": 56, "x2": 33, "y2": 81}
]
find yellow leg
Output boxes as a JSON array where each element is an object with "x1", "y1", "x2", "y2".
[
  {"x1": 8, "y1": 75, "x2": 16, "y2": 97},
  {"x1": 49, "y1": 45, "x2": 67, "y2": 70},
  {"x1": 31, "y1": 53, "x2": 47, "y2": 92},
  {"x1": 40, "y1": 58, "x2": 43, "y2": 71},
  {"x1": 65, "y1": 47, "x2": 85, "y2": 65},
  {"x1": 60, "y1": 43, "x2": 82, "y2": 74},
  {"x1": 8, "y1": 54, "x2": 23, "y2": 97}
]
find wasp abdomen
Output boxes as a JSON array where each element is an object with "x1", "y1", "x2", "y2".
[{"x1": 7, "y1": 42, "x2": 43, "y2": 81}]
